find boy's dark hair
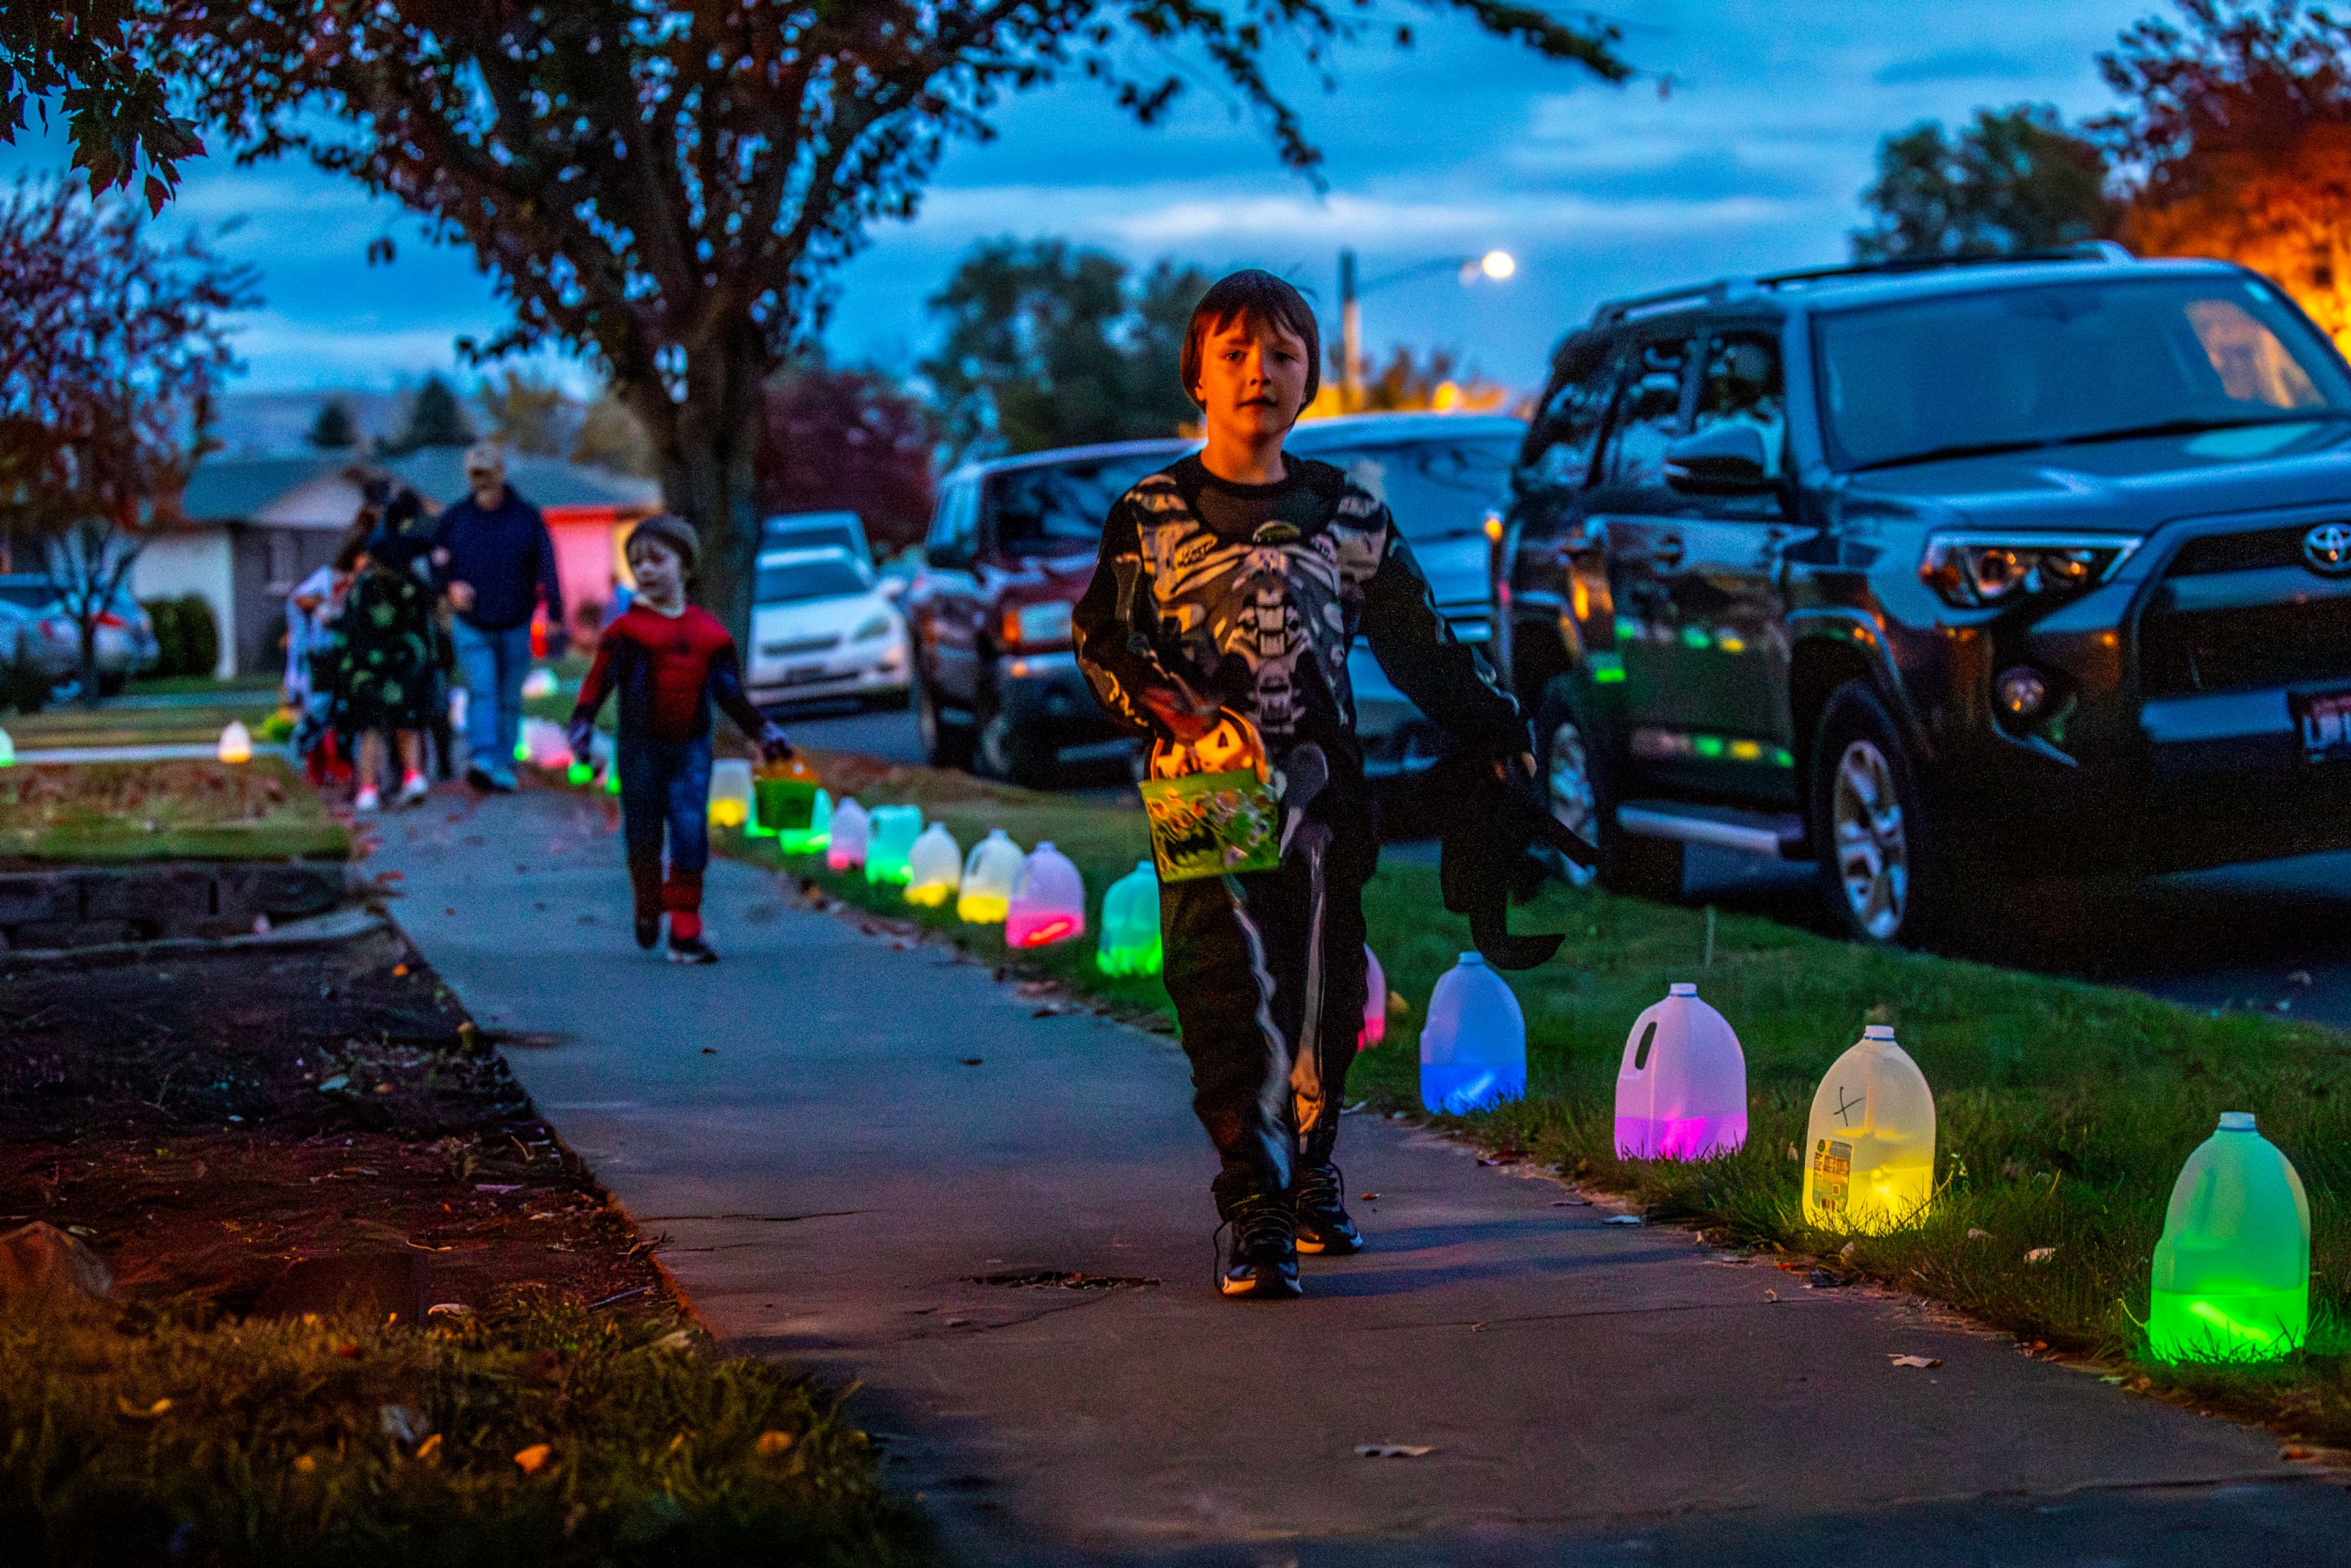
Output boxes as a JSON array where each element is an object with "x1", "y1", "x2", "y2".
[{"x1": 1181, "y1": 269, "x2": 1321, "y2": 409}]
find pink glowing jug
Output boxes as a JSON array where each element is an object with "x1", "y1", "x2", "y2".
[
  {"x1": 825, "y1": 797, "x2": 869, "y2": 872},
  {"x1": 1359, "y1": 946, "x2": 1387, "y2": 1050},
  {"x1": 1006, "y1": 841, "x2": 1086, "y2": 947},
  {"x1": 1615, "y1": 982, "x2": 1747, "y2": 1160}
]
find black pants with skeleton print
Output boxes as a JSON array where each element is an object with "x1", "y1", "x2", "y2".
[{"x1": 1160, "y1": 804, "x2": 1379, "y2": 1217}]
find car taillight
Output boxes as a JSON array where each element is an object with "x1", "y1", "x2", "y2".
[
  {"x1": 96, "y1": 612, "x2": 126, "y2": 629},
  {"x1": 1002, "y1": 601, "x2": 1073, "y2": 649}
]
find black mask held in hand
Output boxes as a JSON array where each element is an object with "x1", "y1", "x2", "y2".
[{"x1": 1434, "y1": 743, "x2": 1599, "y2": 970}]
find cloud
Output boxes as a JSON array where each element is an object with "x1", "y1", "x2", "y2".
[{"x1": 1872, "y1": 47, "x2": 2049, "y2": 87}]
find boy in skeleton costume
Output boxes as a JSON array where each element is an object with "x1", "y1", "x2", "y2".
[{"x1": 1074, "y1": 271, "x2": 1529, "y2": 1299}]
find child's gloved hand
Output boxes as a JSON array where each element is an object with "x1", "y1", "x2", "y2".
[
  {"x1": 1141, "y1": 684, "x2": 1221, "y2": 743},
  {"x1": 756, "y1": 721, "x2": 794, "y2": 763},
  {"x1": 566, "y1": 718, "x2": 596, "y2": 768}
]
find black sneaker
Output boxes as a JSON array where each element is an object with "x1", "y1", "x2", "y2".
[
  {"x1": 1295, "y1": 1162, "x2": 1364, "y2": 1255},
  {"x1": 465, "y1": 765, "x2": 497, "y2": 793},
  {"x1": 634, "y1": 912, "x2": 661, "y2": 950},
  {"x1": 1218, "y1": 1194, "x2": 1301, "y2": 1300},
  {"x1": 667, "y1": 934, "x2": 718, "y2": 964}
]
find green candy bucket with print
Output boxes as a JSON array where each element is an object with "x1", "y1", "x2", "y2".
[{"x1": 1139, "y1": 770, "x2": 1280, "y2": 882}]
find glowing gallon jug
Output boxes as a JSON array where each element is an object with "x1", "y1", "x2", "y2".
[
  {"x1": 217, "y1": 721, "x2": 252, "y2": 763},
  {"x1": 1096, "y1": 860, "x2": 1162, "y2": 975},
  {"x1": 708, "y1": 759, "x2": 755, "y2": 827},
  {"x1": 826, "y1": 798, "x2": 869, "y2": 871},
  {"x1": 1359, "y1": 947, "x2": 1387, "y2": 1050},
  {"x1": 520, "y1": 666, "x2": 558, "y2": 700},
  {"x1": 1006, "y1": 841, "x2": 1086, "y2": 947},
  {"x1": 958, "y1": 830, "x2": 1024, "y2": 925},
  {"x1": 2149, "y1": 1111, "x2": 2309, "y2": 1362},
  {"x1": 1803, "y1": 1024, "x2": 1936, "y2": 1232},
  {"x1": 0, "y1": 727, "x2": 14, "y2": 767},
  {"x1": 778, "y1": 788, "x2": 831, "y2": 857},
  {"x1": 864, "y1": 805, "x2": 923, "y2": 885},
  {"x1": 516, "y1": 717, "x2": 571, "y2": 771},
  {"x1": 904, "y1": 823, "x2": 963, "y2": 907},
  {"x1": 1419, "y1": 952, "x2": 1525, "y2": 1114},
  {"x1": 752, "y1": 753, "x2": 820, "y2": 836},
  {"x1": 1616, "y1": 983, "x2": 1748, "y2": 1160}
]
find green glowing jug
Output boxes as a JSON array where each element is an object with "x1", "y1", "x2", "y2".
[
  {"x1": 1096, "y1": 860, "x2": 1161, "y2": 976},
  {"x1": 2148, "y1": 1111, "x2": 2309, "y2": 1363},
  {"x1": 777, "y1": 789, "x2": 831, "y2": 857}
]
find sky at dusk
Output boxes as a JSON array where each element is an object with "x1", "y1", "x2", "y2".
[{"x1": 6, "y1": 1, "x2": 2167, "y2": 403}]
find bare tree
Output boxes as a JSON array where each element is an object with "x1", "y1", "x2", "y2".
[
  {"x1": 160, "y1": 2, "x2": 1630, "y2": 637},
  {"x1": 0, "y1": 179, "x2": 256, "y2": 703}
]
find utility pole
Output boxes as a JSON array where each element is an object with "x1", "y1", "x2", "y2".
[{"x1": 1339, "y1": 247, "x2": 1362, "y2": 412}]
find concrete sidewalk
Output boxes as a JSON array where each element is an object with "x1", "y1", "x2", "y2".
[{"x1": 376, "y1": 784, "x2": 2351, "y2": 1566}]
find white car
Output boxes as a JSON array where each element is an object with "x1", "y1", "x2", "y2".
[{"x1": 744, "y1": 547, "x2": 911, "y2": 710}]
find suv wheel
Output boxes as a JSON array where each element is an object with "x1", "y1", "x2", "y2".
[
  {"x1": 1810, "y1": 682, "x2": 1944, "y2": 945},
  {"x1": 913, "y1": 653, "x2": 974, "y2": 771},
  {"x1": 1534, "y1": 678, "x2": 1682, "y2": 899}
]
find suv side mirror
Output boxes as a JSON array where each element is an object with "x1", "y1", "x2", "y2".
[{"x1": 1664, "y1": 424, "x2": 1772, "y2": 493}]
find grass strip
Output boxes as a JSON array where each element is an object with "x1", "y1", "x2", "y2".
[
  {"x1": 718, "y1": 752, "x2": 2351, "y2": 1447},
  {"x1": 0, "y1": 1296, "x2": 921, "y2": 1566},
  {"x1": 0, "y1": 756, "x2": 348, "y2": 863}
]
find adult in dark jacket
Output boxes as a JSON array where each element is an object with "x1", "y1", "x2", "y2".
[{"x1": 431, "y1": 443, "x2": 564, "y2": 790}]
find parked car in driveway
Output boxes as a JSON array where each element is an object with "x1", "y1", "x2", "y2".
[
  {"x1": 1497, "y1": 241, "x2": 2351, "y2": 947},
  {"x1": 743, "y1": 546, "x2": 910, "y2": 711},
  {"x1": 904, "y1": 413, "x2": 1524, "y2": 786},
  {"x1": 759, "y1": 509, "x2": 873, "y2": 569},
  {"x1": 0, "y1": 574, "x2": 160, "y2": 697}
]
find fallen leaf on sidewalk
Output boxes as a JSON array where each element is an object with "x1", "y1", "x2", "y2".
[
  {"x1": 1887, "y1": 1355, "x2": 1942, "y2": 1370},
  {"x1": 1602, "y1": 1215, "x2": 1642, "y2": 1226},
  {"x1": 959, "y1": 1057, "x2": 984, "y2": 1067},
  {"x1": 1966, "y1": 1228, "x2": 1991, "y2": 1240},
  {"x1": 1015, "y1": 980, "x2": 1057, "y2": 997},
  {"x1": 1551, "y1": 1197, "x2": 1592, "y2": 1207},
  {"x1": 116, "y1": 1396, "x2": 173, "y2": 1419},
  {"x1": 2025, "y1": 1247, "x2": 2057, "y2": 1264},
  {"x1": 1763, "y1": 1289, "x2": 1779, "y2": 1302},
  {"x1": 513, "y1": 1444, "x2": 552, "y2": 1474},
  {"x1": 1354, "y1": 1444, "x2": 1436, "y2": 1459}
]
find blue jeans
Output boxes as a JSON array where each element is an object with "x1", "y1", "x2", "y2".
[
  {"x1": 617, "y1": 732, "x2": 713, "y2": 920},
  {"x1": 452, "y1": 618, "x2": 533, "y2": 781}
]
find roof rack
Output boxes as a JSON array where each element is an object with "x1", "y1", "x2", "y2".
[{"x1": 1586, "y1": 241, "x2": 2135, "y2": 326}]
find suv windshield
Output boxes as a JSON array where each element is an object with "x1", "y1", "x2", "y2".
[
  {"x1": 754, "y1": 553, "x2": 872, "y2": 604},
  {"x1": 983, "y1": 452, "x2": 1180, "y2": 556},
  {"x1": 1310, "y1": 437, "x2": 1517, "y2": 544},
  {"x1": 1815, "y1": 275, "x2": 2351, "y2": 470}
]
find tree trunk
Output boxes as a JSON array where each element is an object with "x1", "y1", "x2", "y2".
[
  {"x1": 78, "y1": 614, "x2": 100, "y2": 710},
  {"x1": 639, "y1": 337, "x2": 767, "y2": 650}
]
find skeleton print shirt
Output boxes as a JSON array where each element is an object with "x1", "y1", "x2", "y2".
[{"x1": 1072, "y1": 454, "x2": 1523, "y2": 772}]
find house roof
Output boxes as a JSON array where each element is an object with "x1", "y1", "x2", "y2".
[
  {"x1": 176, "y1": 457, "x2": 344, "y2": 525},
  {"x1": 166, "y1": 450, "x2": 662, "y2": 532},
  {"x1": 388, "y1": 449, "x2": 661, "y2": 512}
]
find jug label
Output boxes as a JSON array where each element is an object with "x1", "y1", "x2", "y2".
[{"x1": 1812, "y1": 1139, "x2": 1851, "y2": 1216}]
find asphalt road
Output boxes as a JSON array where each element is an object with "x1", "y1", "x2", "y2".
[{"x1": 782, "y1": 702, "x2": 2351, "y2": 1030}]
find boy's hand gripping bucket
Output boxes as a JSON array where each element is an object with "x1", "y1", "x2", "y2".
[{"x1": 1139, "y1": 712, "x2": 1280, "y2": 882}]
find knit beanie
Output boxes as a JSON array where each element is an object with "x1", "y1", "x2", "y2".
[{"x1": 628, "y1": 514, "x2": 699, "y2": 576}]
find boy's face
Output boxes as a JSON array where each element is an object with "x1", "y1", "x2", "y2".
[
  {"x1": 1194, "y1": 311, "x2": 1311, "y2": 446},
  {"x1": 628, "y1": 538, "x2": 685, "y2": 606}
]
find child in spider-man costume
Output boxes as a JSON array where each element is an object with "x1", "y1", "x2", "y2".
[{"x1": 569, "y1": 515, "x2": 791, "y2": 963}]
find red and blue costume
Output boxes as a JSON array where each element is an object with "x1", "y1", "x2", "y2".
[{"x1": 571, "y1": 603, "x2": 781, "y2": 942}]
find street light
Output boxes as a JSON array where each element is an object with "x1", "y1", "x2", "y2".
[{"x1": 1338, "y1": 247, "x2": 1517, "y2": 407}]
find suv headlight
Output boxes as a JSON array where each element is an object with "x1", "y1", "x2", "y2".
[
  {"x1": 852, "y1": 612, "x2": 895, "y2": 642},
  {"x1": 1919, "y1": 533, "x2": 2141, "y2": 609},
  {"x1": 1004, "y1": 601, "x2": 1073, "y2": 647}
]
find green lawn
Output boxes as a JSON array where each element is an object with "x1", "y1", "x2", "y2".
[
  {"x1": 0, "y1": 1297, "x2": 921, "y2": 1567},
  {"x1": 715, "y1": 754, "x2": 2351, "y2": 1447},
  {"x1": 0, "y1": 756, "x2": 348, "y2": 863},
  {"x1": 4, "y1": 690, "x2": 284, "y2": 752}
]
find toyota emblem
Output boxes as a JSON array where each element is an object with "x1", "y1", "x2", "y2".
[{"x1": 2308, "y1": 522, "x2": 2351, "y2": 574}]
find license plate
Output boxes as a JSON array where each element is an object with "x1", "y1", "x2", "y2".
[
  {"x1": 782, "y1": 664, "x2": 833, "y2": 686},
  {"x1": 2294, "y1": 688, "x2": 2351, "y2": 760}
]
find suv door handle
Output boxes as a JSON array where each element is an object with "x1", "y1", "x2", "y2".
[{"x1": 1651, "y1": 534, "x2": 1685, "y2": 568}]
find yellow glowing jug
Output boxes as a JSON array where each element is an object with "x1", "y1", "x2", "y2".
[
  {"x1": 904, "y1": 822, "x2": 963, "y2": 907},
  {"x1": 1802, "y1": 1024, "x2": 1935, "y2": 1232},
  {"x1": 217, "y1": 720, "x2": 252, "y2": 763},
  {"x1": 2149, "y1": 1111, "x2": 2309, "y2": 1362},
  {"x1": 957, "y1": 829, "x2": 1024, "y2": 924},
  {"x1": 708, "y1": 759, "x2": 754, "y2": 827}
]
